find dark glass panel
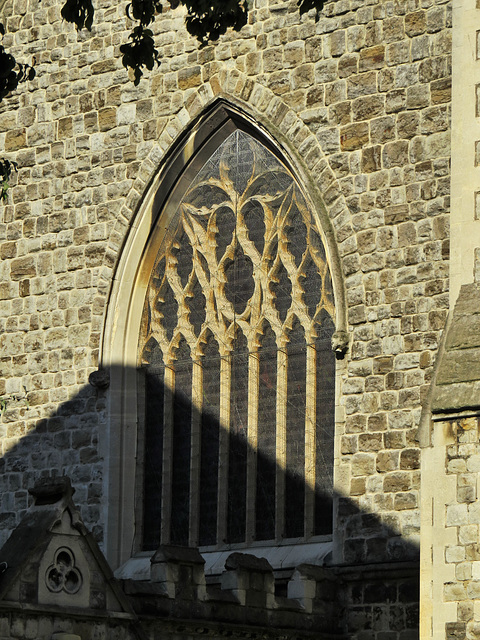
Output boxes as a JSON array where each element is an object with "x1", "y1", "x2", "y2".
[
  {"x1": 170, "y1": 338, "x2": 192, "y2": 545},
  {"x1": 270, "y1": 259, "x2": 292, "y2": 323},
  {"x1": 151, "y1": 256, "x2": 166, "y2": 294},
  {"x1": 285, "y1": 318, "x2": 306, "y2": 539},
  {"x1": 187, "y1": 276, "x2": 206, "y2": 337},
  {"x1": 242, "y1": 200, "x2": 265, "y2": 255},
  {"x1": 301, "y1": 253, "x2": 323, "y2": 319},
  {"x1": 156, "y1": 276, "x2": 178, "y2": 342},
  {"x1": 218, "y1": 131, "x2": 238, "y2": 176},
  {"x1": 315, "y1": 311, "x2": 336, "y2": 535},
  {"x1": 224, "y1": 246, "x2": 254, "y2": 316},
  {"x1": 309, "y1": 227, "x2": 326, "y2": 264},
  {"x1": 142, "y1": 335, "x2": 163, "y2": 367},
  {"x1": 228, "y1": 330, "x2": 249, "y2": 543},
  {"x1": 199, "y1": 334, "x2": 221, "y2": 546},
  {"x1": 245, "y1": 169, "x2": 292, "y2": 199},
  {"x1": 215, "y1": 206, "x2": 236, "y2": 264},
  {"x1": 273, "y1": 171, "x2": 292, "y2": 193},
  {"x1": 173, "y1": 225, "x2": 193, "y2": 289},
  {"x1": 256, "y1": 324, "x2": 277, "y2": 541},
  {"x1": 142, "y1": 339, "x2": 164, "y2": 550},
  {"x1": 231, "y1": 132, "x2": 255, "y2": 194},
  {"x1": 237, "y1": 130, "x2": 292, "y2": 199},
  {"x1": 285, "y1": 201, "x2": 307, "y2": 268},
  {"x1": 197, "y1": 153, "x2": 222, "y2": 183},
  {"x1": 198, "y1": 251, "x2": 210, "y2": 282}
]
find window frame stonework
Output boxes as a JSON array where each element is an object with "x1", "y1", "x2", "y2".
[{"x1": 102, "y1": 101, "x2": 346, "y2": 571}]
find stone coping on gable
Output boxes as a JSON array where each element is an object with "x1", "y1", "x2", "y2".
[{"x1": 432, "y1": 282, "x2": 480, "y2": 417}]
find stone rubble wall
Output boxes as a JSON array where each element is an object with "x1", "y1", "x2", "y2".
[{"x1": 0, "y1": 0, "x2": 450, "y2": 573}]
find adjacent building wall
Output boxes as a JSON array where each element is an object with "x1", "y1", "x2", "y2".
[{"x1": 419, "y1": 0, "x2": 480, "y2": 631}]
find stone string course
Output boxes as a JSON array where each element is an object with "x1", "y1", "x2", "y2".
[{"x1": 0, "y1": 0, "x2": 450, "y2": 578}]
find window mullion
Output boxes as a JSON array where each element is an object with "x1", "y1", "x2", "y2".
[
  {"x1": 276, "y1": 341, "x2": 287, "y2": 540},
  {"x1": 305, "y1": 340, "x2": 316, "y2": 539},
  {"x1": 246, "y1": 346, "x2": 259, "y2": 543}
]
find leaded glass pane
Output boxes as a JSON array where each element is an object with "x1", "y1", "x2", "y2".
[
  {"x1": 285, "y1": 319, "x2": 306, "y2": 539},
  {"x1": 142, "y1": 338, "x2": 164, "y2": 551},
  {"x1": 199, "y1": 334, "x2": 221, "y2": 546},
  {"x1": 256, "y1": 324, "x2": 277, "y2": 541},
  {"x1": 228, "y1": 330, "x2": 249, "y2": 543},
  {"x1": 170, "y1": 338, "x2": 192, "y2": 546}
]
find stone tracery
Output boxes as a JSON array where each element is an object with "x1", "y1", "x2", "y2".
[{"x1": 138, "y1": 130, "x2": 336, "y2": 550}]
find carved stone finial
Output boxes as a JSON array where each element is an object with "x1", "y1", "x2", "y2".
[
  {"x1": 331, "y1": 330, "x2": 349, "y2": 359},
  {"x1": 88, "y1": 368, "x2": 110, "y2": 390},
  {"x1": 29, "y1": 476, "x2": 74, "y2": 505}
]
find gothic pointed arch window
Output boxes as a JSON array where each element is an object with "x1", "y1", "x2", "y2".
[{"x1": 137, "y1": 127, "x2": 336, "y2": 552}]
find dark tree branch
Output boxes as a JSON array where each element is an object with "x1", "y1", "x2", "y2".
[
  {"x1": 0, "y1": 23, "x2": 35, "y2": 203},
  {"x1": 58, "y1": 0, "x2": 326, "y2": 84},
  {"x1": 298, "y1": 0, "x2": 325, "y2": 19},
  {"x1": 120, "y1": 25, "x2": 160, "y2": 85},
  {"x1": 60, "y1": 0, "x2": 94, "y2": 30},
  {"x1": 179, "y1": 0, "x2": 248, "y2": 45},
  {"x1": 0, "y1": 23, "x2": 35, "y2": 103},
  {"x1": 0, "y1": 159, "x2": 17, "y2": 203}
]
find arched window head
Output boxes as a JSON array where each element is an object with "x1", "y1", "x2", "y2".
[{"x1": 138, "y1": 128, "x2": 336, "y2": 551}]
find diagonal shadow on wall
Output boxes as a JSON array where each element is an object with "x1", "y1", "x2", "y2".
[{"x1": 0, "y1": 363, "x2": 419, "y2": 639}]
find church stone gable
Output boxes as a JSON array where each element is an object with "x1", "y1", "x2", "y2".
[
  {"x1": 0, "y1": 0, "x2": 450, "y2": 636},
  {"x1": 0, "y1": 478, "x2": 140, "y2": 640}
]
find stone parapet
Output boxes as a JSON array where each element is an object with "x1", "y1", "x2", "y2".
[{"x1": 123, "y1": 549, "x2": 418, "y2": 638}]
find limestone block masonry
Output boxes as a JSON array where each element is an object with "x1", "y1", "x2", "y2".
[{"x1": 0, "y1": 0, "x2": 451, "y2": 636}]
